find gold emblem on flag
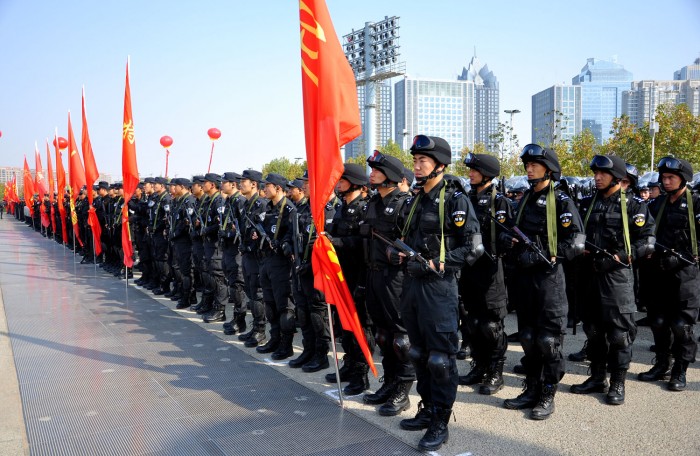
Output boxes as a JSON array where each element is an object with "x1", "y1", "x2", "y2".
[
  {"x1": 123, "y1": 120, "x2": 135, "y2": 145},
  {"x1": 299, "y1": 0, "x2": 326, "y2": 87}
]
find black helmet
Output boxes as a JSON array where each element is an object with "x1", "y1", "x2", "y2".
[
  {"x1": 366, "y1": 151, "x2": 404, "y2": 183},
  {"x1": 589, "y1": 155, "x2": 627, "y2": 180},
  {"x1": 340, "y1": 163, "x2": 368, "y2": 186},
  {"x1": 463, "y1": 153, "x2": 500, "y2": 178},
  {"x1": 520, "y1": 144, "x2": 561, "y2": 181},
  {"x1": 410, "y1": 135, "x2": 452, "y2": 165},
  {"x1": 625, "y1": 163, "x2": 639, "y2": 188},
  {"x1": 657, "y1": 156, "x2": 693, "y2": 182}
]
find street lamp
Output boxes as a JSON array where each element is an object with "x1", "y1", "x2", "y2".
[
  {"x1": 649, "y1": 118, "x2": 657, "y2": 172},
  {"x1": 503, "y1": 109, "x2": 521, "y2": 159}
]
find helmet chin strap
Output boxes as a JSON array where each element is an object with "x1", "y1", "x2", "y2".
[
  {"x1": 527, "y1": 171, "x2": 550, "y2": 187},
  {"x1": 336, "y1": 184, "x2": 360, "y2": 197},
  {"x1": 416, "y1": 164, "x2": 444, "y2": 185},
  {"x1": 369, "y1": 179, "x2": 396, "y2": 191},
  {"x1": 666, "y1": 180, "x2": 687, "y2": 195}
]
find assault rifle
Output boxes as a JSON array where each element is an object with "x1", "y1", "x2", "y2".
[
  {"x1": 371, "y1": 229, "x2": 443, "y2": 278},
  {"x1": 655, "y1": 242, "x2": 697, "y2": 267},
  {"x1": 584, "y1": 240, "x2": 631, "y2": 269},
  {"x1": 487, "y1": 213, "x2": 554, "y2": 267},
  {"x1": 244, "y1": 212, "x2": 272, "y2": 250}
]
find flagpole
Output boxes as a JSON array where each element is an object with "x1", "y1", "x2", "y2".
[{"x1": 327, "y1": 302, "x2": 344, "y2": 406}]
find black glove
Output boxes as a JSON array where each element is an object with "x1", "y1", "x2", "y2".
[
  {"x1": 282, "y1": 242, "x2": 293, "y2": 257},
  {"x1": 499, "y1": 231, "x2": 517, "y2": 250},
  {"x1": 270, "y1": 239, "x2": 280, "y2": 251},
  {"x1": 406, "y1": 258, "x2": 430, "y2": 277},
  {"x1": 518, "y1": 250, "x2": 543, "y2": 268},
  {"x1": 593, "y1": 255, "x2": 616, "y2": 273},
  {"x1": 331, "y1": 236, "x2": 344, "y2": 249},
  {"x1": 386, "y1": 246, "x2": 404, "y2": 265}
]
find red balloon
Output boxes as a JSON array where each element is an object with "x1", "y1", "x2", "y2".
[
  {"x1": 160, "y1": 135, "x2": 173, "y2": 148},
  {"x1": 0, "y1": 130, "x2": 2, "y2": 138},
  {"x1": 207, "y1": 128, "x2": 221, "y2": 140},
  {"x1": 52, "y1": 136, "x2": 68, "y2": 150}
]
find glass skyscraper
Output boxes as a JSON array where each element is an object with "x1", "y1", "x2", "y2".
[
  {"x1": 458, "y1": 55, "x2": 499, "y2": 147},
  {"x1": 571, "y1": 58, "x2": 632, "y2": 144},
  {"x1": 531, "y1": 85, "x2": 582, "y2": 145},
  {"x1": 395, "y1": 77, "x2": 475, "y2": 162}
]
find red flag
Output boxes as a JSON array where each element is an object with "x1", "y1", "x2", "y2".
[
  {"x1": 46, "y1": 139, "x2": 56, "y2": 234},
  {"x1": 35, "y1": 143, "x2": 50, "y2": 227},
  {"x1": 82, "y1": 87, "x2": 102, "y2": 255},
  {"x1": 23, "y1": 156, "x2": 35, "y2": 216},
  {"x1": 299, "y1": 1, "x2": 374, "y2": 375},
  {"x1": 121, "y1": 59, "x2": 139, "y2": 268},
  {"x1": 55, "y1": 131, "x2": 69, "y2": 244},
  {"x1": 66, "y1": 113, "x2": 85, "y2": 246}
]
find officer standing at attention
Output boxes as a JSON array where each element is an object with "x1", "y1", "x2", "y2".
[
  {"x1": 200, "y1": 173, "x2": 228, "y2": 323},
  {"x1": 501, "y1": 144, "x2": 585, "y2": 420},
  {"x1": 150, "y1": 177, "x2": 172, "y2": 295},
  {"x1": 398, "y1": 135, "x2": 481, "y2": 452},
  {"x1": 170, "y1": 178, "x2": 198, "y2": 309},
  {"x1": 639, "y1": 157, "x2": 699, "y2": 391},
  {"x1": 458, "y1": 153, "x2": 514, "y2": 395},
  {"x1": 571, "y1": 155, "x2": 655, "y2": 405},
  {"x1": 220, "y1": 172, "x2": 247, "y2": 333},
  {"x1": 255, "y1": 173, "x2": 297, "y2": 360},
  {"x1": 235, "y1": 170, "x2": 269, "y2": 346},
  {"x1": 360, "y1": 154, "x2": 416, "y2": 416}
]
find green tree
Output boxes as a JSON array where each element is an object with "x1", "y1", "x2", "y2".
[
  {"x1": 598, "y1": 114, "x2": 651, "y2": 171},
  {"x1": 654, "y1": 103, "x2": 700, "y2": 170},
  {"x1": 345, "y1": 139, "x2": 413, "y2": 168},
  {"x1": 562, "y1": 129, "x2": 598, "y2": 177},
  {"x1": 261, "y1": 157, "x2": 307, "y2": 181},
  {"x1": 0, "y1": 182, "x2": 5, "y2": 201}
]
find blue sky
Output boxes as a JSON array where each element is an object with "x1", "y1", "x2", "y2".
[{"x1": 1, "y1": 0, "x2": 698, "y2": 179}]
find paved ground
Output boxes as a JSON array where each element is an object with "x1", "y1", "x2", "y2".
[{"x1": 0, "y1": 217, "x2": 698, "y2": 455}]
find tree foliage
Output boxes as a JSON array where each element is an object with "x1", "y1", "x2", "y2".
[
  {"x1": 261, "y1": 157, "x2": 307, "y2": 181},
  {"x1": 654, "y1": 103, "x2": 700, "y2": 171},
  {"x1": 562, "y1": 128, "x2": 598, "y2": 177},
  {"x1": 345, "y1": 139, "x2": 412, "y2": 168},
  {"x1": 598, "y1": 115, "x2": 651, "y2": 172}
]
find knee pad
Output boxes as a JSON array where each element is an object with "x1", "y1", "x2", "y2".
[
  {"x1": 427, "y1": 351, "x2": 452, "y2": 385},
  {"x1": 408, "y1": 346, "x2": 425, "y2": 366},
  {"x1": 536, "y1": 332, "x2": 561, "y2": 360},
  {"x1": 479, "y1": 320, "x2": 503, "y2": 344},
  {"x1": 650, "y1": 315, "x2": 665, "y2": 333},
  {"x1": 606, "y1": 329, "x2": 631, "y2": 350},
  {"x1": 519, "y1": 327, "x2": 536, "y2": 354},
  {"x1": 671, "y1": 318, "x2": 694, "y2": 344},
  {"x1": 392, "y1": 334, "x2": 411, "y2": 363}
]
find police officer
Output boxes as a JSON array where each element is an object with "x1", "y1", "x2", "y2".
[
  {"x1": 169, "y1": 178, "x2": 198, "y2": 309},
  {"x1": 149, "y1": 177, "x2": 172, "y2": 294},
  {"x1": 360, "y1": 155, "x2": 417, "y2": 416},
  {"x1": 328, "y1": 164, "x2": 374, "y2": 396},
  {"x1": 199, "y1": 173, "x2": 228, "y2": 323},
  {"x1": 571, "y1": 155, "x2": 655, "y2": 405},
  {"x1": 458, "y1": 153, "x2": 513, "y2": 395},
  {"x1": 189, "y1": 176, "x2": 207, "y2": 302},
  {"x1": 501, "y1": 144, "x2": 585, "y2": 420},
  {"x1": 255, "y1": 173, "x2": 297, "y2": 360},
  {"x1": 639, "y1": 157, "x2": 699, "y2": 391},
  {"x1": 220, "y1": 172, "x2": 246, "y2": 332},
  {"x1": 398, "y1": 135, "x2": 481, "y2": 451},
  {"x1": 235, "y1": 170, "x2": 268, "y2": 345}
]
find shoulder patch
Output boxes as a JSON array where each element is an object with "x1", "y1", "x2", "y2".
[
  {"x1": 558, "y1": 193, "x2": 570, "y2": 201},
  {"x1": 452, "y1": 210, "x2": 466, "y2": 227},
  {"x1": 633, "y1": 213, "x2": 646, "y2": 227},
  {"x1": 453, "y1": 191, "x2": 463, "y2": 198},
  {"x1": 559, "y1": 212, "x2": 572, "y2": 228},
  {"x1": 496, "y1": 210, "x2": 507, "y2": 224}
]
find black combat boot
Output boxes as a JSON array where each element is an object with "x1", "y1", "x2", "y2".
[
  {"x1": 458, "y1": 361, "x2": 486, "y2": 386},
  {"x1": 288, "y1": 342, "x2": 314, "y2": 368},
  {"x1": 175, "y1": 295, "x2": 192, "y2": 309},
  {"x1": 399, "y1": 400, "x2": 433, "y2": 431},
  {"x1": 363, "y1": 376, "x2": 396, "y2": 405},
  {"x1": 418, "y1": 406, "x2": 452, "y2": 452},
  {"x1": 195, "y1": 296, "x2": 214, "y2": 315},
  {"x1": 302, "y1": 352, "x2": 330, "y2": 373},
  {"x1": 378, "y1": 381, "x2": 412, "y2": 416},
  {"x1": 271, "y1": 334, "x2": 295, "y2": 361},
  {"x1": 202, "y1": 305, "x2": 226, "y2": 323},
  {"x1": 479, "y1": 359, "x2": 505, "y2": 395},
  {"x1": 343, "y1": 364, "x2": 369, "y2": 396},
  {"x1": 606, "y1": 370, "x2": 626, "y2": 405},
  {"x1": 503, "y1": 377, "x2": 540, "y2": 410},
  {"x1": 325, "y1": 355, "x2": 353, "y2": 383},
  {"x1": 223, "y1": 312, "x2": 246, "y2": 336},
  {"x1": 243, "y1": 329, "x2": 266, "y2": 347},
  {"x1": 256, "y1": 336, "x2": 280, "y2": 354},
  {"x1": 568, "y1": 340, "x2": 588, "y2": 362},
  {"x1": 530, "y1": 383, "x2": 557, "y2": 420},
  {"x1": 667, "y1": 360, "x2": 689, "y2": 392},
  {"x1": 570, "y1": 364, "x2": 609, "y2": 394},
  {"x1": 456, "y1": 341, "x2": 470, "y2": 360},
  {"x1": 637, "y1": 356, "x2": 671, "y2": 381}
]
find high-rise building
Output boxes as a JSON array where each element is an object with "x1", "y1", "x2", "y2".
[
  {"x1": 531, "y1": 85, "x2": 582, "y2": 145},
  {"x1": 458, "y1": 55, "x2": 499, "y2": 147},
  {"x1": 344, "y1": 81, "x2": 393, "y2": 160},
  {"x1": 395, "y1": 76, "x2": 475, "y2": 162},
  {"x1": 622, "y1": 79, "x2": 700, "y2": 127},
  {"x1": 674, "y1": 58, "x2": 700, "y2": 81},
  {"x1": 571, "y1": 57, "x2": 633, "y2": 144}
]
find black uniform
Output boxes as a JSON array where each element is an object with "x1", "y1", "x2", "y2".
[
  {"x1": 646, "y1": 189, "x2": 700, "y2": 371},
  {"x1": 221, "y1": 191, "x2": 246, "y2": 315},
  {"x1": 401, "y1": 177, "x2": 480, "y2": 411},
  {"x1": 458, "y1": 185, "x2": 513, "y2": 391},
  {"x1": 362, "y1": 188, "x2": 416, "y2": 393},
  {"x1": 200, "y1": 191, "x2": 227, "y2": 315},
  {"x1": 171, "y1": 192, "x2": 197, "y2": 305},
  {"x1": 150, "y1": 190, "x2": 172, "y2": 292},
  {"x1": 578, "y1": 189, "x2": 655, "y2": 375},
  {"x1": 509, "y1": 184, "x2": 584, "y2": 386}
]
